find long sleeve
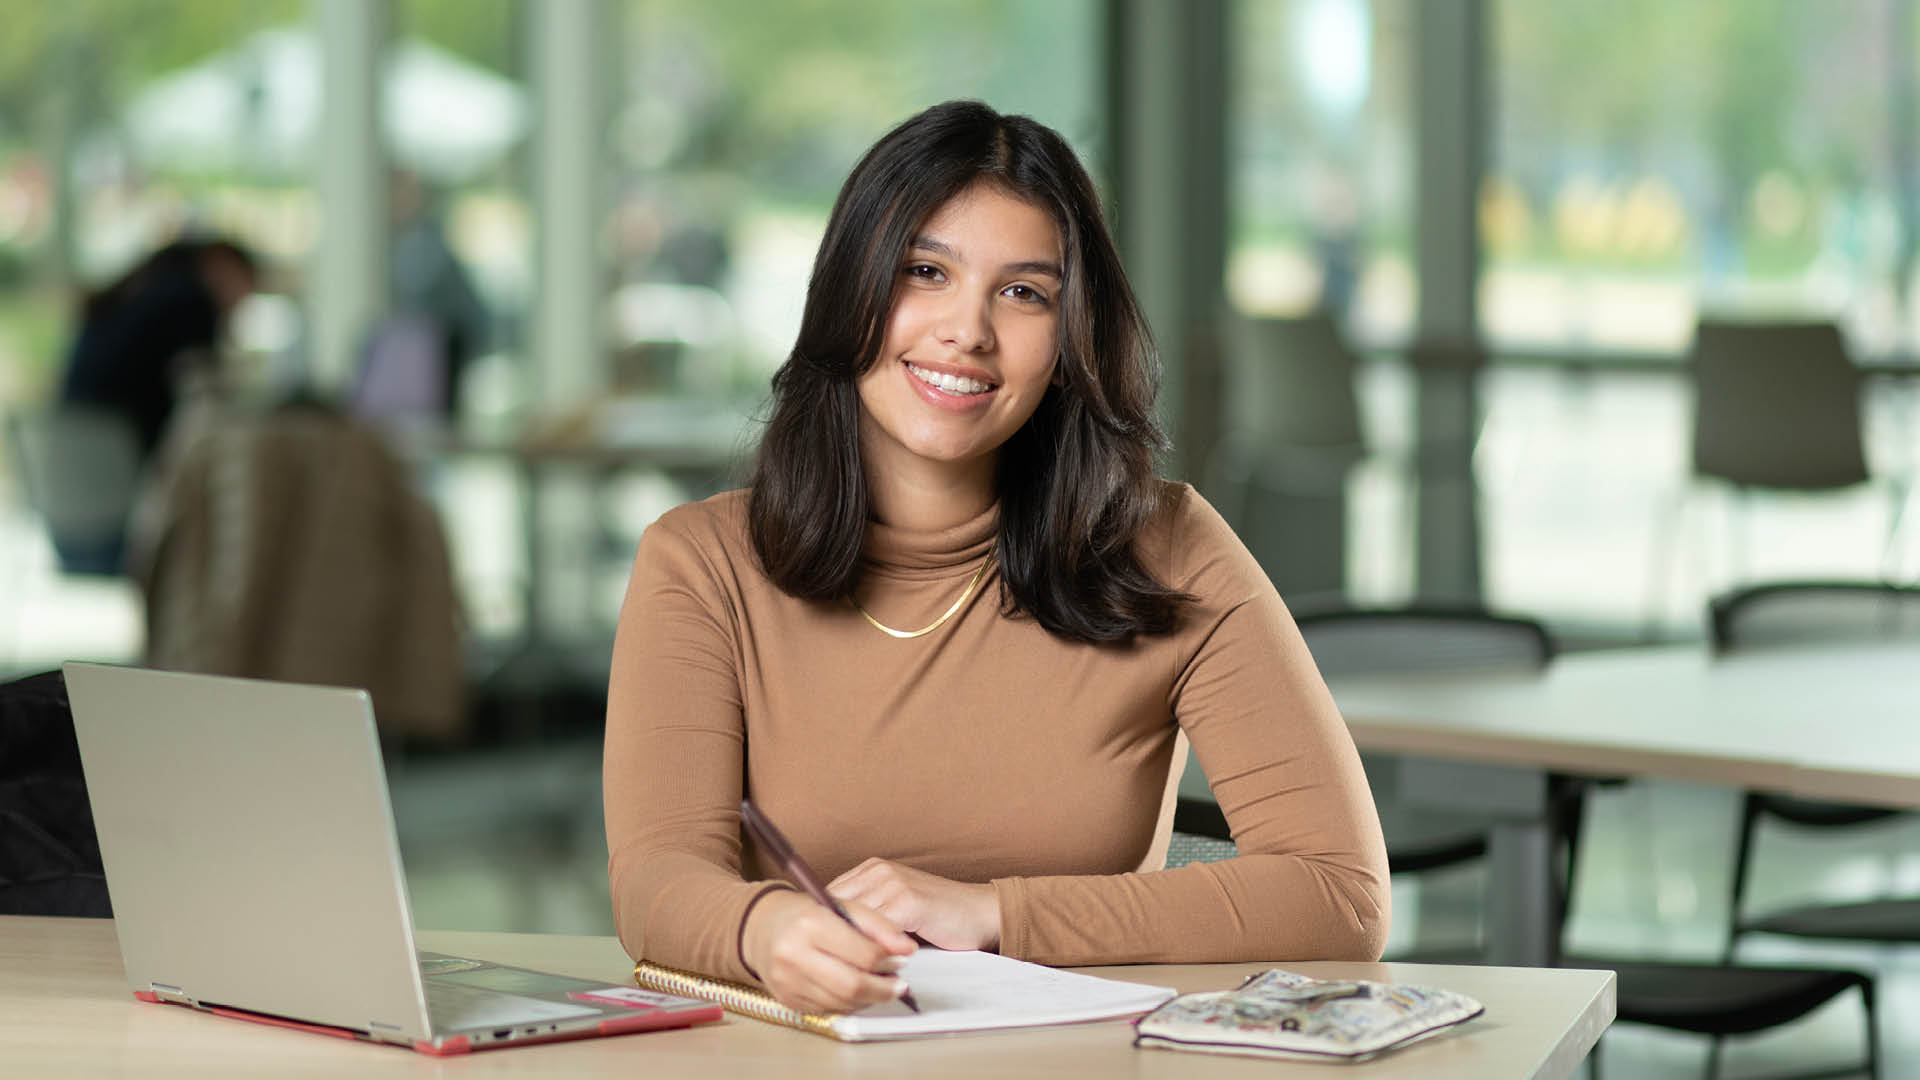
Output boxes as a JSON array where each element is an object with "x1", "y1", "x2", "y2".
[
  {"x1": 991, "y1": 493, "x2": 1392, "y2": 965},
  {"x1": 602, "y1": 488, "x2": 1389, "y2": 984},
  {"x1": 604, "y1": 511, "x2": 783, "y2": 985}
]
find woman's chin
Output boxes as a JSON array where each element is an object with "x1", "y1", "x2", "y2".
[{"x1": 884, "y1": 433, "x2": 999, "y2": 473}]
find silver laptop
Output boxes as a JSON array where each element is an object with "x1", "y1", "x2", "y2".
[{"x1": 63, "y1": 662, "x2": 720, "y2": 1055}]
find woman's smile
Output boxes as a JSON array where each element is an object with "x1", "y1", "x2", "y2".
[{"x1": 899, "y1": 358, "x2": 1002, "y2": 415}]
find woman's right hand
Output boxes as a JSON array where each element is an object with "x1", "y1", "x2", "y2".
[{"x1": 740, "y1": 889, "x2": 918, "y2": 1015}]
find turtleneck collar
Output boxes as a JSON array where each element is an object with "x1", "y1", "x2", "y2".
[{"x1": 860, "y1": 500, "x2": 999, "y2": 577}]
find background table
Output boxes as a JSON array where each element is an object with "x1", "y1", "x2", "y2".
[
  {"x1": 1331, "y1": 640, "x2": 1920, "y2": 965},
  {"x1": 3, "y1": 917, "x2": 1613, "y2": 1078},
  {"x1": 439, "y1": 396, "x2": 753, "y2": 692}
]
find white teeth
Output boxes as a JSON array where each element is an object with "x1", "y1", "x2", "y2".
[{"x1": 906, "y1": 362, "x2": 992, "y2": 395}]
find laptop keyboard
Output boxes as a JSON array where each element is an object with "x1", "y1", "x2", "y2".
[{"x1": 424, "y1": 980, "x2": 548, "y2": 1031}]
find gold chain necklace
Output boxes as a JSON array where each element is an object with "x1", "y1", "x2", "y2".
[{"x1": 852, "y1": 551, "x2": 994, "y2": 639}]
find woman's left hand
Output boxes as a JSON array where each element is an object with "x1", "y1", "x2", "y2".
[{"x1": 828, "y1": 859, "x2": 1002, "y2": 952}]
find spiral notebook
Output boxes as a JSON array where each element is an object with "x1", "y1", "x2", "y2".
[{"x1": 634, "y1": 948, "x2": 1176, "y2": 1041}]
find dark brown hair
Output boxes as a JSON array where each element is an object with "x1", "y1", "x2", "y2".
[
  {"x1": 747, "y1": 100, "x2": 1187, "y2": 643},
  {"x1": 81, "y1": 236, "x2": 258, "y2": 322}
]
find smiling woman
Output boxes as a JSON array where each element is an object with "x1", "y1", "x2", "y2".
[
  {"x1": 744, "y1": 102, "x2": 1179, "y2": 643},
  {"x1": 603, "y1": 101, "x2": 1390, "y2": 1020}
]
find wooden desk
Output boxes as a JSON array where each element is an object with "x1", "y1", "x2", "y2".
[
  {"x1": 1331, "y1": 640, "x2": 1920, "y2": 965},
  {"x1": 3, "y1": 917, "x2": 1613, "y2": 1078}
]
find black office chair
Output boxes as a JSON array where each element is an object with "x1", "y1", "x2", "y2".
[
  {"x1": 1560, "y1": 861, "x2": 1878, "y2": 1080},
  {"x1": 1557, "y1": 583, "x2": 1909, "y2": 1080},
  {"x1": 1560, "y1": 956, "x2": 1875, "y2": 1080},
  {"x1": 1717, "y1": 582, "x2": 1920, "y2": 955},
  {"x1": 1168, "y1": 606, "x2": 1565, "y2": 958}
]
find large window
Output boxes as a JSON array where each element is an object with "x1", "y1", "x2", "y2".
[
  {"x1": 0, "y1": 1, "x2": 307, "y2": 672},
  {"x1": 612, "y1": 0, "x2": 1102, "y2": 398},
  {"x1": 0, "y1": 2, "x2": 307, "y2": 403},
  {"x1": 1490, "y1": 1, "x2": 1907, "y2": 355},
  {"x1": 1229, "y1": 0, "x2": 1418, "y2": 605},
  {"x1": 1230, "y1": 0, "x2": 1415, "y2": 345},
  {"x1": 1484, "y1": 0, "x2": 1918, "y2": 632}
]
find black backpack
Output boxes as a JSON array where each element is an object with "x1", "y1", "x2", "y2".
[{"x1": 0, "y1": 670, "x2": 110, "y2": 916}]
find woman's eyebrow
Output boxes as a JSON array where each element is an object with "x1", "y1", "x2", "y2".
[
  {"x1": 909, "y1": 235, "x2": 1062, "y2": 279},
  {"x1": 1004, "y1": 259, "x2": 1064, "y2": 279}
]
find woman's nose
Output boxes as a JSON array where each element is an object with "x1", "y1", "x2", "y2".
[{"x1": 936, "y1": 293, "x2": 995, "y2": 353}]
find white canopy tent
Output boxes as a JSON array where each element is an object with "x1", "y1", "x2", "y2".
[{"x1": 123, "y1": 28, "x2": 525, "y2": 182}]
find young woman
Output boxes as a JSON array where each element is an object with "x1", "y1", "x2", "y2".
[{"x1": 604, "y1": 101, "x2": 1388, "y2": 1016}]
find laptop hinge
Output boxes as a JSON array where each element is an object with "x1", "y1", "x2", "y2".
[{"x1": 149, "y1": 982, "x2": 197, "y2": 1006}]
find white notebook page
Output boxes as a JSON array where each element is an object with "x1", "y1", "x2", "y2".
[{"x1": 834, "y1": 949, "x2": 1176, "y2": 1041}]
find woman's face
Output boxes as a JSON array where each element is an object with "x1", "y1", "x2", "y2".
[{"x1": 855, "y1": 182, "x2": 1064, "y2": 488}]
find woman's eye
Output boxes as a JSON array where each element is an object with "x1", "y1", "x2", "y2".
[
  {"x1": 904, "y1": 263, "x2": 942, "y2": 281},
  {"x1": 1004, "y1": 284, "x2": 1050, "y2": 305}
]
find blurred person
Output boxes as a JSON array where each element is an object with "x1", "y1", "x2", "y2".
[
  {"x1": 386, "y1": 171, "x2": 490, "y2": 416},
  {"x1": 43, "y1": 236, "x2": 256, "y2": 573},
  {"x1": 1307, "y1": 161, "x2": 1361, "y2": 325},
  {"x1": 60, "y1": 236, "x2": 258, "y2": 460},
  {"x1": 603, "y1": 101, "x2": 1389, "y2": 1017}
]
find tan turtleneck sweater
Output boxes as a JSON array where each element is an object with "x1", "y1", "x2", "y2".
[{"x1": 604, "y1": 483, "x2": 1389, "y2": 985}]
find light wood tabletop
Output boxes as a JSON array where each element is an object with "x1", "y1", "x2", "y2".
[{"x1": 2, "y1": 916, "x2": 1613, "y2": 1078}]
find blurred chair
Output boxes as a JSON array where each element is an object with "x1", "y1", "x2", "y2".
[
  {"x1": 1210, "y1": 313, "x2": 1366, "y2": 604},
  {"x1": 0, "y1": 670, "x2": 110, "y2": 916},
  {"x1": 128, "y1": 403, "x2": 466, "y2": 744},
  {"x1": 1558, "y1": 580, "x2": 1908, "y2": 1079},
  {"x1": 1647, "y1": 319, "x2": 1905, "y2": 633},
  {"x1": 1714, "y1": 582, "x2": 1920, "y2": 957},
  {"x1": 4, "y1": 406, "x2": 145, "y2": 575},
  {"x1": 1561, "y1": 953, "x2": 1875, "y2": 1080},
  {"x1": 1561, "y1": 842, "x2": 1878, "y2": 1079},
  {"x1": 1169, "y1": 605, "x2": 1565, "y2": 959},
  {"x1": 1692, "y1": 320, "x2": 1867, "y2": 494}
]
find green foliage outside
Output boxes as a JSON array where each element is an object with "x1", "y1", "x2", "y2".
[{"x1": 624, "y1": 0, "x2": 1100, "y2": 212}]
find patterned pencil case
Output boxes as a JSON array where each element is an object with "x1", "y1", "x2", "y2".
[{"x1": 1133, "y1": 968, "x2": 1485, "y2": 1063}]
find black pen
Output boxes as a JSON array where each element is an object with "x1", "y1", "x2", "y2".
[{"x1": 740, "y1": 799, "x2": 920, "y2": 1012}]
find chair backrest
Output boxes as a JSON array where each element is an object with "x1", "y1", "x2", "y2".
[
  {"x1": 1709, "y1": 580, "x2": 1920, "y2": 650},
  {"x1": 1295, "y1": 607, "x2": 1555, "y2": 677},
  {"x1": 1209, "y1": 314, "x2": 1367, "y2": 598},
  {"x1": 4, "y1": 406, "x2": 144, "y2": 559},
  {"x1": 1221, "y1": 312, "x2": 1365, "y2": 462},
  {"x1": 1690, "y1": 319, "x2": 1866, "y2": 490},
  {"x1": 137, "y1": 406, "x2": 467, "y2": 743}
]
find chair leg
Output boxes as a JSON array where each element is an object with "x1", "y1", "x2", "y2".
[
  {"x1": 1880, "y1": 476, "x2": 1913, "y2": 581},
  {"x1": 1722, "y1": 793, "x2": 1762, "y2": 962},
  {"x1": 1704, "y1": 1034, "x2": 1724, "y2": 1080},
  {"x1": 1862, "y1": 978, "x2": 1880, "y2": 1080}
]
